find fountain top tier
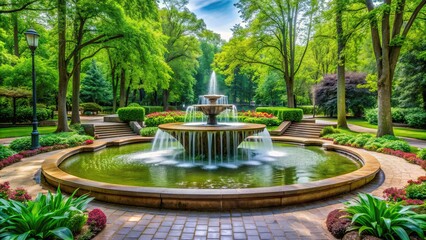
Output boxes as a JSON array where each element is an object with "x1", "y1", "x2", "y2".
[{"x1": 192, "y1": 94, "x2": 234, "y2": 125}]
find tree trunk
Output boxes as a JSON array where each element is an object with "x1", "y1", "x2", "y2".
[
  {"x1": 56, "y1": 0, "x2": 70, "y2": 132},
  {"x1": 336, "y1": 1, "x2": 348, "y2": 129},
  {"x1": 377, "y1": 74, "x2": 394, "y2": 136},
  {"x1": 112, "y1": 71, "x2": 118, "y2": 112},
  {"x1": 119, "y1": 68, "x2": 126, "y2": 107},
  {"x1": 422, "y1": 88, "x2": 426, "y2": 111},
  {"x1": 125, "y1": 77, "x2": 132, "y2": 106},
  {"x1": 285, "y1": 77, "x2": 295, "y2": 108},
  {"x1": 70, "y1": 53, "x2": 81, "y2": 125},
  {"x1": 163, "y1": 90, "x2": 169, "y2": 110},
  {"x1": 12, "y1": 14, "x2": 19, "y2": 57}
]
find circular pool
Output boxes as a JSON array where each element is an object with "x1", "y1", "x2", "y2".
[{"x1": 42, "y1": 137, "x2": 380, "y2": 210}]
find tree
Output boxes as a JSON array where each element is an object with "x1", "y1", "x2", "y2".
[
  {"x1": 314, "y1": 73, "x2": 375, "y2": 117},
  {"x1": 80, "y1": 60, "x2": 111, "y2": 105},
  {"x1": 160, "y1": 0, "x2": 204, "y2": 109},
  {"x1": 217, "y1": 0, "x2": 318, "y2": 108},
  {"x1": 364, "y1": 0, "x2": 426, "y2": 136}
]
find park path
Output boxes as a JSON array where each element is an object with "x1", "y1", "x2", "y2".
[{"x1": 0, "y1": 139, "x2": 424, "y2": 240}]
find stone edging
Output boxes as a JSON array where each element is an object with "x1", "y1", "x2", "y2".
[{"x1": 41, "y1": 136, "x2": 380, "y2": 210}]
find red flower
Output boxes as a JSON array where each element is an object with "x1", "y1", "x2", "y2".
[
  {"x1": 383, "y1": 187, "x2": 407, "y2": 202},
  {"x1": 87, "y1": 208, "x2": 107, "y2": 233},
  {"x1": 85, "y1": 139, "x2": 94, "y2": 145}
]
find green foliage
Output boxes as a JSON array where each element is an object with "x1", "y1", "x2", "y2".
[
  {"x1": 80, "y1": 58, "x2": 112, "y2": 106},
  {"x1": 81, "y1": 102, "x2": 102, "y2": 113},
  {"x1": 256, "y1": 107, "x2": 303, "y2": 122},
  {"x1": 67, "y1": 212, "x2": 88, "y2": 235},
  {"x1": 140, "y1": 127, "x2": 158, "y2": 137},
  {"x1": 0, "y1": 145, "x2": 16, "y2": 160},
  {"x1": 117, "y1": 107, "x2": 145, "y2": 122},
  {"x1": 127, "y1": 103, "x2": 141, "y2": 108},
  {"x1": 406, "y1": 112, "x2": 426, "y2": 129},
  {"x1": 10, "y1": 132, "x2": 93, "y2": 152},
  {"x1": 345, "y1": 193, "x2": 426, "y2": 240},
  {"x1": 8, "y1": 107, "x2": 52, "y2": 123},
  {"x1": 297, "y1": 105, "x2": 314, "y2": 115},
  {"x1": 418, "y1": 148, "x2": 426, "y2": 160},
  {"x1": 382, "y1": 140, "x2": 411, "y2": 152},
  {"x1": 0, "y1": 188, "x2": 93, "y2": 240},
  {"x1": 406, "y1": 183, "x2": 426, "y2": 200},
  {"x1": 145, "y1": 111, "x2": 192, "y2": 127},
  {"x1": 241, "y1": 117, "x2": 281, "y2": 126},
  {"x1": 324, "y1": 133, "x2": 411, "y2": 152},
  {"x1": 365, "y1": 108, "x2": 378, "y2": 124},
  {"x1": 320, "y1": 126, "x2": 340, "y2": 137},
  {"x1": 141, "y1": 106, "x2": 164, "y2": 115}
]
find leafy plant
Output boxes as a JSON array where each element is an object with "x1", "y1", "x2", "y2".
[
  {"x1": 256, "y1": 107, "x2": 303, "y2": 122},
  {"x1": 87, "y1": 208, "x2": 107, "y2": 233},
  {"x1": 0, "y1": 145, "x2": 16, "y2": 160},
  {"x1": 418, "y1": 148, "x2": 426, "y2": 160},
  {"x1": 406, "y1": 112, "x2": 426, "y2": 129},
  {"x1": 0, "y1": 188, "x2": 93, "y2": 240},
  {"x1": 406, "y1": 182, "x2": 426, "y2": 200},
  {"x1": 140, "y1": 127, "x2": 158, "y2": 137},
  {"x1": 326, "y1": 209, "x2": 351, "y2": 239},
  {"x1": 320, "y1": 126, "x2": 340, "y2": 137},
  {"x1": 345, "y1": 193, "x2": 426, "y2": 240}
]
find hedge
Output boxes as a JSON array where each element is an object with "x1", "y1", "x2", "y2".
[
  {"x1": 117, "y1": 107, "x2": 145, "y2": 122},
  {"x1": 0, "y1": 107, "x2": 52, "y2": 123},
  {"x1": 140, "y1": 127, "x2": 158, "y2": 137},
  {"x1": 365, "y1": 108, "x2": 426, "y2": 129},
  {"x1": 256, "y1": 107, "x2": 303, "y2": 122},
  {"x1": 81, "y1": 102, "x2": 102, "y2": 113}
]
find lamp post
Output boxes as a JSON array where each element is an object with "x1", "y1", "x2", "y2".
[{"x1": 25, "y1": 28, "x2": 40, "y2": 150}]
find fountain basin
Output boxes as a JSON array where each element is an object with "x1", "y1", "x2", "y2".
[{"x1": 41, "y1": 136, "x2": 380, "y2": 210}]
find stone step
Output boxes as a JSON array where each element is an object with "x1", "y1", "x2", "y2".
[
  {"x1": 95, "y1": 129, "x2": 134, "y2": 134},
  {"x1": 96, "y1": 133, "x2": 138, "y2": 139}
]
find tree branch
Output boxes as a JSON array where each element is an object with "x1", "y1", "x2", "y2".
[{"x1": 0, "y1": 0, "x2": 38, "y2": 14}]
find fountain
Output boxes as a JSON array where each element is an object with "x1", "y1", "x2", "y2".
[
  {"x1": 41, "y1": 72, "x2": 381, "y2": 210},
  {"x1": 152, "y1": 72, "x2": 273, "y2": 169}
]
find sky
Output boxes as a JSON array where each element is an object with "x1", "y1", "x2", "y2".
[{"x1": 186, "y1": 0, "x2": 241, "y2": 40}]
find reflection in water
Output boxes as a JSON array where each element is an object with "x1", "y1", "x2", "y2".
[{"x1": 60, "y1": 142, "x2": 360, "y2": 189}]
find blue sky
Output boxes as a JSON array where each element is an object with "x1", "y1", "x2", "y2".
[{"x1": 187, "y1": 0, "x2": 241, "y2": 40}]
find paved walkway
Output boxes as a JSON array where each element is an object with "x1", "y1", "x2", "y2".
[{"x1": 0, "y1": 141, "x2": 424, "y2": 240}]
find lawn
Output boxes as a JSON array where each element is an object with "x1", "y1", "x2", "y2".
[
  {"x1": 0, "y1": 126, "x2": 57, "y2": 138},
  {"x1": 321, "y1": 118, "x2": 426, "y2": 140}
]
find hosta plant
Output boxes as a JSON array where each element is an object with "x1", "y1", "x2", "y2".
[
  {"x1": 345, "y1": 193, "x2": 426, "y2": 240},
  {"x1": 0, "y1": 187, "x2": 93, "y2": 240}
]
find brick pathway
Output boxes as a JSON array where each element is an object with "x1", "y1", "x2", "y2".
[{"x1": 0, "y1": 147, "x2": 424, "y2": 240}]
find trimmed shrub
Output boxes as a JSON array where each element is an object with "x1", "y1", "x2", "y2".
[
  {"x1": 242, "y1": 117, "x2": 281, "y2": 126},
  {"x1": 326, "y1": 209, "x2": 351, "y2": 239},
  {"x1": 406, "y1": 112, "x2": 426, "y2": 129},
  {"x1": 10, "y1": 132, "x2": 93, "y2": 152},
  {"x1": 15, "y1": 107, "x2": 51, "y2": 123},
  {"x1": 350, "y1": 134, "x2": 373, "y2": 148},
  {"x1": 127, "y1": 103, "x2": 141, "y2": 108},
  {"x1": 297, "y1": 105, "x2": 314, "y2": 114},
  {"x1": 320, "y1": 126, "x2": 340, "y2": 137},
  {"x1": 81, "y1": 102, "x2": 102, "y2": 113},
  {"x1": 418, "y1": 148, "x2": 426, "y2": 160},
  {"x1": 256, "y1": 107, "x2": 303, "y2": 122},
  {"x1": 0, "y1": 145, "x2": 16, "y2": 160},
  {"x1": 9, "y1": 137, "x2": 32, "y2": 152},
  {"x1": 117, "y1": 107, "x2": 145, "y2": 122},
  {"x1": 140, "y1": 127, "x2": 158, "y2": 137}
]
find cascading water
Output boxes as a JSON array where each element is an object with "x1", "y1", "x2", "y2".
[{"x1": 149, "y1": 71, "x2": 281, "y2": 170}]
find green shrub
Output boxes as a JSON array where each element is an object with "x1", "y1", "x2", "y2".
[
  {"x1": 382, "y1": 140, "x2": 411, "y2": 152},
  {"x1": 81, "y1": 102, "x2": 102, "y2": 113},
  {"x1": 142, "y1": 106, "x2": 164, "y2": 114},
  {"x1": 406, "y1": 112, "x2": 426, "y2": 129},
  {"x1": 117, "y1": 107, "x2": 145, "y2": 122},
  {"x1": 242, "y1": 117, "x2": 281, "y2": 126},
  {"x1": 256, "y1": 107, "x2": 303, "y2": 122},
  {"x1": 334, "y1": 135, "x2": 354, "y2": 145},
  {"x1": 297, "y1": 105, "x2": 314, "y2": 114},
  {"x1": 9, "y1": 137, "x2": 32, "y2": 152},
  {"x1": 350, "y1": 134, "x2": 373, "y2": 148},
  {"x1": 101, "y1": 106, "x2": 113, "y2": 114},
  {"x1": 320, "y1": 126, "x2": 340, "y2": 137},
  {"x1": 0, "y1": 188, "x2": 93, "y2": 240},
  {"x1": 0, "y1": 107, "x2": 12, "y2": 122},
  {"x1": 11, "y1": 132, "x2": 93, "y2": 152},
  {"x1": 418, "y1": 148, "x2": 426, "y2": 160},
  {"x1": 365, "y1": 108, "x2": 378, "y2": 124},
  {"x1": 0, "y1": 145, "x2": 16, "y2": 160},
  {"x1": 364, "y1": 137, "x2": 388, "y2": 151},
  {"x1": 127, "y1": 103, "x2": 141, "y2": 108},
  {"x1": 140, "y1": 127, "x2": 158, "y2": 137},
  {"x1": 391, "y1": 108, "x2": 406, "y2": 123},
  {"x1": 406, "y1": 182, "x2": 426, "y2": 200},
  {"x1": 15, "y1": 107, "x2": 51, "y2": 123},
  {"x1": 345, "y1": 193, "x2": 426, "y2": 240},
  {"x1": 67, "y1": 212, "x2": 88, "y2": 234},
  {"x1": 70, "y1": 123, "x2": 86, "y2": 135}
]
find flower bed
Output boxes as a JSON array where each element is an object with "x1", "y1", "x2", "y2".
[
  {"x1": 326, "y1": 176, "x2": 426, "y2": 239},
  {"x1": 0, "y1": 185, "x2": 107, "y2": 239}
]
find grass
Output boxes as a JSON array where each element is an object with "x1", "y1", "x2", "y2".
[
  {"x1": 321, "y1": 118, "x2": 426, "y2": 140},
  {"x1": 0, "y1": 126, "x2": 57, "y2": 138}
]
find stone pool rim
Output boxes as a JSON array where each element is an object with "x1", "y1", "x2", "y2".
[{"x1": 41, "y1": 136, "x2": 381, "y2": 210}]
